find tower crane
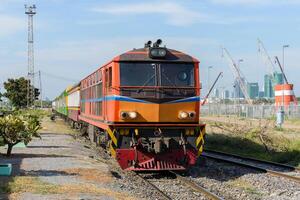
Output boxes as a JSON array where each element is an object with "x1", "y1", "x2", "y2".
[{"x1": 221, "y1": 47, "x2": 252, "y2": 104}]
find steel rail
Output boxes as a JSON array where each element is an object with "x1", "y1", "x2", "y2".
[
  {"x1": 135, "y1": 173, "x2": 172, "y2": 200},
  {"x1": 170, "y1": 171, "x2": 224, "y2": 200},
  {"x1": 205, "y1": 149, "x2": 300, "y2": 172},
  {"x1": 202, "y1": 152, "x2": 300, "y2": 183}
]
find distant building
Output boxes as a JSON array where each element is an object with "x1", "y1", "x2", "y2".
[
  {"x1": 247, "y1": 82, "x2": 259, "y2": 99},
  {"x1": 222, "y1": 90, "x2": 230, "y2": 99},
  {"x1": 264, "y1": 74, "x2": 273, "y2": 98},
  {"x1": 231, "y1": 91, "x2": 235, "y2": 98},
  {"x1": 274, "y1": 72, "x2": 284, "y2": 85},
  {"x1": 264, "y1": 72, "x2": 284, "y2": 98},
  {"x1": 259, "y1": 91, "x2": 265, "y2": 98},
  {"x1": 213, "y1": 88, "x2": 219, "y2": 98},
  {"x1": 234, "y1": 78, "x2": 245, "y2": 98}
]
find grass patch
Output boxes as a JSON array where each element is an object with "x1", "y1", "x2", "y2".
[
  {"x1": 205, "y1": 133, "x2": 300, "y2": 167},
  {"x1": 64, "y1": 168, "x2": 113, "y2": 183},
  {"x1": 204, "y1": 117, "x2": 300, "y2": 167},
  {"x1": 39, "y1": 117, "x2": 77, "y2": 135},
  {"x1": 229, "y1": 179, "x2": 263, "y2": 196},
  {"x1": 0, "y1": 176, "x2": 135, "y2": 200}
]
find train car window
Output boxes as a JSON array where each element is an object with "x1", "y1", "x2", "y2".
[
  {"x1": 120, "y1": 63, "x2": 156, "y2": 86},
  {"x1": 108, "y1": 67, "x2": 112, "y2": 87}
]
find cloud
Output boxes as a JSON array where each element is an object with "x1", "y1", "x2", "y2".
[
  {"x1": 91, "y1": 1, "x2": 267, "y2": 26},
  {"x1": 0, "y1": 15, "x2": 24, "y2": 36},
  {"x1": 91, "y1": 2, "x2": 211, "y2": 26},
  {"x1": 210, "y1": 0, "x2": 300, "y2": 6}
]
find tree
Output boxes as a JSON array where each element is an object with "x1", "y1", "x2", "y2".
[
  {"x1": 0, "y1": 114, "x2": 41, "y2": 156},
  {"x1": 3, "y1": 77, "x2": 40, "y2": 108}
]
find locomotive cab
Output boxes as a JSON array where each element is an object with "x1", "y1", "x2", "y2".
[{"x1": 109, "y1": 40, "x2": 205, "y2": 170}]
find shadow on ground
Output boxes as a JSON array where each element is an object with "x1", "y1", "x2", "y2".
[{"x1": 0, "y1": 153, "x2": 77, "y2": 199}]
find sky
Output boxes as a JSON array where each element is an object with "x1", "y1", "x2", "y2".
[{"x1": 1, "y1": 0, "x2": 300, "y2": 99}]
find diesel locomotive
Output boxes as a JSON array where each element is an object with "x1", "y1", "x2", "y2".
[{"x1": 52, "y1": 39, "x2": 206, "y2": 171}]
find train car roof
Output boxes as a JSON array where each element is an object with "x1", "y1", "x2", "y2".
[
  {"x1": 113, "y1": 47, "x2": 199, "y2": 63},
  {"x1": 66, "y1": 82, "x2": 80, "y2": 93}
]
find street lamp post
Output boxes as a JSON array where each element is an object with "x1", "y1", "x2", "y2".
[
  {"x1": 208, "y1": 66, "x2": 213, "y2": 115},
  {"x1": 282, "y1": 45, "x2": 289, "y2": 111},
  {"x1": 237, "y1": 59, "x2": 243, "y2": 116}
]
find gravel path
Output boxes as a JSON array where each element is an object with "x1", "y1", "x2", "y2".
[{"x1": 0, "y1": 118, "x2": 137, "y2": 200}]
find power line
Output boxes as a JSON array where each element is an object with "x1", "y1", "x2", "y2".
[{"x1": 39, "y1": 70, "x2": 79, "y2": 82}]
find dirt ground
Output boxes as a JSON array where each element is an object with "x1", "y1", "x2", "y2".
[{"x1": 0, "y1": 118, "x2": 136, "y2": 200}]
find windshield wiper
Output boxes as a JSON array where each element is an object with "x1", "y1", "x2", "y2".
[
  {"x1": 161, "y1": 72, "x2": 184, "y2": 95},
  {"x1": 136, "y1": 74, "x2": 156, "y2": 93}
]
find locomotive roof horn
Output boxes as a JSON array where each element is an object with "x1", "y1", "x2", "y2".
[
  {"x1": 153, "y1": 39, "x2": 162, "y2": 47},
  {"x1": 144, "y1": 40, "x2": 152, "y2": 48}
]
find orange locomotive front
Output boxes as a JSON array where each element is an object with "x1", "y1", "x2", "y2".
[{"x1": 79, "y1": 40, "x2": 205, "y2": 171}]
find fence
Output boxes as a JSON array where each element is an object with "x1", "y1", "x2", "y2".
[{"x1": 201, "y1": 104, "x2": 300, "y2": 119}]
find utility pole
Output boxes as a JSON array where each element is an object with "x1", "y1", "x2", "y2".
[{"x1": 25, "y1": 4, "x2": 36, "y2": 108}]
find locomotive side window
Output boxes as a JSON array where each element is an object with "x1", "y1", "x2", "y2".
[
  {"x1": 109, "y1": 67, "x2": 112, "y2": 87},
  {"x1": 95, "y1": 82, "x2": 102, "y2": 116},
  {"x1": 81, "y1": 89, "x2": 86, "y2": 113},
  {"x1": 105, "y1": 67, "x2": 112, "y2": 92}
]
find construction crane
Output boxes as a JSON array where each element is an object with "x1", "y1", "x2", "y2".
[
  {"x1": 275, "y1": 56, "x2": 298, "y2": 105},
  {"x1": 201, "y1": 72, "x2": 223, "y2": 106},
  {"x1": 221, "y1": 47, "x2": 252, "y2": 104},
  {"x1": 257, "y1": 38, "x2": 278, "y2": 84}
]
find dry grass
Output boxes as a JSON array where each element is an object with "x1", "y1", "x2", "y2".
[
  {"x1": 2, "y1": 176, "x2": 135, "y2": 200},
  {"x1": 228, "y1": 178, "x2": 262, "y2": 196},
  {"x1": 63, "y1": 168, "x2": 113, "y2": 183},
  {"x1": 39, "y1": 117, "x2": 77, "y2": 135},
  {"x1": 204, "y1": 116, "x2": 300, "y2": 166}
]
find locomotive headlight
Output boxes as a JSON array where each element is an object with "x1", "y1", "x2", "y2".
[
  {"x1": 178, "y1": 111, "x2": 189, "y2": 119},
  {"x1": 188, "y1": 111, "x2": 196, "y2": 119},
  {"x1": 149, "y1": 47, "x2": 167, "y2": 58},
  {"x1": 128, "y1": 111, "x2": 137, "y2": 119},
  {"x1": 121, "y1": 111, "x2": 138, "y2": 119},
  {"x1": 120, "y1": 112, "x2": 128, "y2": 119}
]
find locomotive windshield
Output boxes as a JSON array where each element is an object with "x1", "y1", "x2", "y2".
[
  {"x1": 119, "y1": 62, "x2": 196, "y2": 101},
  {"x1": 120, "y1": 62, "x2": 194, "y2": 87}
]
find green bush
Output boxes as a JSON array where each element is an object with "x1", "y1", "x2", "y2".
[{"x1": 0, "y1": 110, "x2": 42, "y2": 156}]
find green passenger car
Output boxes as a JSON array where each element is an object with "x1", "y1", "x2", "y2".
[{"x1": 54, "y1": 90, "x2": 68, "y2": 116}]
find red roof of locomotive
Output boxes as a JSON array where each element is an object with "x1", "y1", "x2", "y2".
[{"x1": 112, "y1": 47, "x2": 199, "y2": 63}]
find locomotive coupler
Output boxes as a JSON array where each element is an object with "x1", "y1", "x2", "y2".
[
  {"x1": 130, "y1": 132, "x2": 139, "y2": 167},
  {"x1": 179, "y1": 132, "x2": 187, "y2": 155}
]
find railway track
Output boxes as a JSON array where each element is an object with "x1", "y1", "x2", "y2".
[
  {"x1": 135, "y1": 171, "x2": 223, "y2": 200},
  {"x1": 202, "y1": 150, "x2": 300, "y2": 183}
]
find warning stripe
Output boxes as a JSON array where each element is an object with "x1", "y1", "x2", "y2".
[
  {"x1": 275, "y1": 90, "x2": 294, "y2": 96},
  {"x1": 196, "y1": 127, "x2": 205, "y2": 156},
  {"x1": 107, "y1": 128, "x2": 117, "y2": 146},
  {"x1": 109, "y1": 142, "x2": 116, "y2": 158}
]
